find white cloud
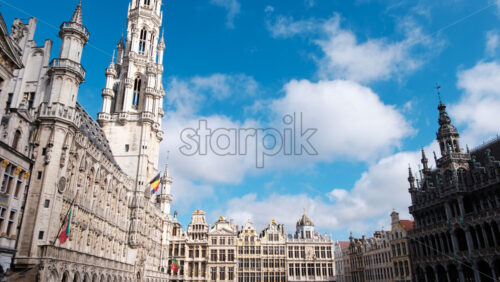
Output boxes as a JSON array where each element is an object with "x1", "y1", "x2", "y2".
[
  {"x1": 220, "y1": 143, "x2": 439, "y2": 235},
  {"x1": 210, "y1": 0, "x2": 241, "y2": 29},
  {"x1": 485, "y1": 30, "x2": 499, "y2": 57},
  {"x1": 267, "y1": 13, "x2": 439, "y2": 83},
  {"x1": 452, "y1": 61, "x2": 500, "y2": 144},
  {"x1": 270, "y1": 79, "x2": 414, "y2": 162},
  {"x1": 266, "y1": 15, "x2": 321, "y2": 39}
]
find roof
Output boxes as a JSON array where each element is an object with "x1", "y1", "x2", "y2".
[
  {"x1": 0, "y1": 13, "x2": 23, "y2": 69},
  {"x1": 296, "y1": 213, "x2": 314, "y2": 227},
  {"x1": 399, "y1": 220, "x2": 414, "y2": 231},
  {"x1": 75, "y1": 102, "x2": 119, "y2": 169},
  {"x1": 338, "y1": 241, "x2": 349, "y2": 249},
  {"x1": 192, "y1": 209, "x2": 206, "y2": 215}
]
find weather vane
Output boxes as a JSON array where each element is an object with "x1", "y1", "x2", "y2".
[{"x1": 435, "y1": 83, "x2": 442, "y2": 103}]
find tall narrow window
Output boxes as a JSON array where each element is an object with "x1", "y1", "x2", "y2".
[
  {"x1": 144, "y1": 0, "x2": 151, "y2": 6},
  {"x1": 24, "y1": 92, "x2": 36, "y2": 109},
  {"x1": 0, "y1": 77, "x2": 4, "y2": 94},
  {"x1": 139, "y1": 29, "x2": 147, "y2": 55},
  {"x1": 150, "y1": 32, "x2": 156, "y2": 56},
  {"x1": 6, "y1": 210, "x2": 15, "y2": 235},
  {"x1": 132, "y1": 78, "x2": 141, "y2": 109},
  {"x1": 12, "y1": 130, "x2": 21, "y2": 151},
  {"x1": 5, "y1": 93, "x2": 13, "y2": 113},
  {"x1": 1, "y1": 165, "x2": 14, "y2": 194}
]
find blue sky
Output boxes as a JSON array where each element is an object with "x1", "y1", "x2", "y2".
[{"x1": 3, "y1": 0, "x2": 500, "y2": 240}]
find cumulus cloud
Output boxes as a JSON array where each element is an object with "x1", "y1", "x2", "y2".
[
  {"x1": 210, "y1": 0, "x2": 241, "y2": 29},
  {"x1": 161, "y1": 74, "x2": 260, "y2": 209},
  {"x1": 485, "y1": 30, "x2": 499, "y2": 57},
  {"x1": 221, "y1": 143, "x2": 438, "y2": 235},
  {"x1": 271, "y1": 79, "x2": 414, "y2": 162},
  {"x1": 267, "y1": 13, "x2": 439, "y2": 83},
  {"x1": 452, "y1": 61, "x2": 500, "y2": 144}
]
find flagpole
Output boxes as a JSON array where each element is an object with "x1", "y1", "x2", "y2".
[{"x1": 52, "y1": 190, "x2": 79, "y2": 246}]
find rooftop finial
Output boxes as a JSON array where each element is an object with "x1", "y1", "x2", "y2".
[
  {"x1": 436, "y1": 83, "x2": 442, "y2": 104},
  {"x1": 71, "y1": 1, "x2": 83, "y2": 24}
]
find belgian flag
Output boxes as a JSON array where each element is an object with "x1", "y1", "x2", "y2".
[{"x1": 150, "y1": 173, "x2": 161, "y2": 194}]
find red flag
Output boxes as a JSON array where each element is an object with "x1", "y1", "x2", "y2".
[
  {"x1": 171, "y1": 258, "x2": 179, "y2": 273},
  {"x1": 58, "y1": 208, "x2": 72, "y2": 244}
]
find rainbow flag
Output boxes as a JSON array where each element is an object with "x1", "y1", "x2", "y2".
[{"x1": 150, "y1": 173, "x2": 160, "y2": 194}]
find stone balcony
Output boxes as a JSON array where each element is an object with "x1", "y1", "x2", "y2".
[
  {"x1": 60, "y1": 21, "x2": 89, "y2": 41},
  {"x1": 50, "y1": 58, "x2": 86, "y2": 81}
]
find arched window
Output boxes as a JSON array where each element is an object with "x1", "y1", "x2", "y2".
[
  {"x1": 12, "y1": 130, "x2": 21, "y2": 151},
  {"x1": 138, "y1": 29, "x2": 147, "y2": 55},
  {"x1": 132, "y1": 78, "x2": 141, "y2": 109},
  {"x1": 149, "y1": 32, "x2": 156, "y2": 56},
  {"x1": 144, "y1": 0, "x2": 151, "y2": 6}
]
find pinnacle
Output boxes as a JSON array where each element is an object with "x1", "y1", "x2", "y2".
[{"x1": 71, "y1": 1, "x2": 83, "y2": 24}]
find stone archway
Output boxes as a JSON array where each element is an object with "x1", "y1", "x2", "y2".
[
  {"x1": 448, "y1": 264, "x2": 459, "y2": 282},
  {"x1": 478, "y1": 260, "x2": 493, "y2": 282},
  {"x1": 62, "y1": 271, "x2": 71, "y2": 282},
  {"x1": 425, "y1": 266, "x2": 436, "y2": 282},
  {"x1": 436, "y1": 265, "x2": 447, "y2": 282}
]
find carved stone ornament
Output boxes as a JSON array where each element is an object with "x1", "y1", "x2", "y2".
[{"x1": 58, "y1": 176, "x2": 67, "y2": 193}]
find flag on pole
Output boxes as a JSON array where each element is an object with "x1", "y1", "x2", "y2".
[
  {"x1": 58, "y1": 207, "x2": 72, "y2": 244},
  {"x1": 150, "y1": 173, "x2": 161, "y2": 194}
]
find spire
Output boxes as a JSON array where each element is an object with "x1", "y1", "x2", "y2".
[
  {"x1": 117, "y1": 36, "x2": 124, "y2": 50},
  {"x1": 438, "y1": 102, "x2": 452, "y2": 127},
  {"x1": 408, "y1": 165, "x2": 416, "y2": 189},
  {"x1": 71, "y1": 1, "x2": 83, "y2": 24},
  {"x1": 158, "y1": 28, "x2": 166, "y2": 50},
  {"x1": 421, "y1": 148, "x2": 429, "y2": 171}
]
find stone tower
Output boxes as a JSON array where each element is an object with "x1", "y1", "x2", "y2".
[
  {"x1": 15, "y1": 1, "x2": 89, "y2": 257},
  {"x1": 435, "y1": 101, "x2": 470, "y2": 171},
  {"x1": 97, "y1": 0, "x2": 165, "y2": 193}
]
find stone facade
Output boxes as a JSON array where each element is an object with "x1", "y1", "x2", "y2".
[
  {"x1": 333, "y1": 241, "x2": 349, "y2": 282},
  {"x1": 166, "y1": 211, "x2": 335, "y2": 282},
  {"x1": 337, "y1": 210, "x2": 414, "y2": 282},
  {"x1": 0, "y1": 12, "x2": 49, "y2": 276},
  {"x1": 0, "y1": 1, "x2": 175, "y2": 281},
  {"x1": 407, "y1": 101, "x2": 500, "y2": 281},
  {"x1": 389, "y1": 210, "x2": 413, "y2": 282},
  {"x1": 342, "y1": 231, "x2": 393, "y2": 282}
]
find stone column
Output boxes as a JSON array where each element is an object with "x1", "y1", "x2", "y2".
[
  {"x1": 478, "y1": 227, "x2": 489, "y2": 248},
  {"x1": 457, "y1": 265, "x2": 465, "y2": 282},
  {"x1": 490, "y1": 261, "x2": 498, "y2": 282},
  {"x1": 450, "y1": 231, "x2": 460, "y2": 254},
  {"x1": 464, "y1": 229, "x2": 474, "y2": 253},
  {"x1": 444, "y1": 202, "x2": 453, "y2": 220},
  {"x1": 488, "y1": 224, "x2": 497, "y2": 246},
  {"x1": 458, "y1": 196, "x2": 466, "y2": 217}
]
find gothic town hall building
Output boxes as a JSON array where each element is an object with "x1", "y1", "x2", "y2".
[
  {"x1": 0, "y1": 1, "x2": 338, "y2": 281},
  {"x1": 407, "y1": 101, "x2": 500, "y2": 282}
]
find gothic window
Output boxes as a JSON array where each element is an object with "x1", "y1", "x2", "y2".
[
  {"x1": 150, "y1": 32, "x2": 156, "y2": 56},
  {"x1": 132, "y1": 78, "x2": 141, "y2": 109},
  {"x1": 144, "y1": 0, "x2": 151, "y2": 6},
  {"x1": 5, "y1": 93, "x2": 13, "y2": 113},
  {"x1": 1, "y1": 165, "x2": 14, "y2": 194},
  {"x1": 138, "y1": 29, "x2": 147, "y2": 55},
  {"x1": 12, "y1": 130, "x2": 21, "y2": 151}
]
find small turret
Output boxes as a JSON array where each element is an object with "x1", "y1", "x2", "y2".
[
  {"x1": 408, "y1": 166, "x2": 415, "y2": 189},
  {"x1": 421, "y1": 148, "x2": 429, "y2": 171}
]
